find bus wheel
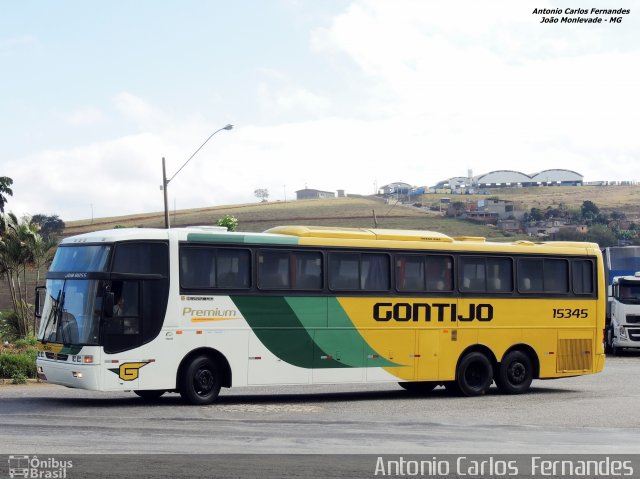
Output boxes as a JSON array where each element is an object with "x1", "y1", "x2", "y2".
[
  {"x1": 456, "y1": 352, "x2": 493, "y2": 397},
  {"x1": 495, "y1": 351, "x2": 533, "y2": 395},
  {"x1": 399, "y1": 381, "x2": 437, "y2": 394},
  {"x1": 134, "y1": 390, "x2": 165, "y2": 400},
  {"x1": 179, "y1": 355, "x2": 222, "y2": 405}
]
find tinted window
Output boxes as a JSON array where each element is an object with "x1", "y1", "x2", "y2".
[
  {"x1": 518, "y1": 258, "x2": 568, "y2": 293},
  {"x1": 572, "y1": 260, "x2": 594, "y2": 294},
  {"x1": 397, "y1": 254, "x2": 453, "y2": 292},
  {"x1": 113, "y1": 242, "x2": 168, "y2": 275},
  {"x1": 258, "y1": 250, "x2": 322, "y2": 290},
  {"x1": 460, "y1": 256, "x2": 512, "y2": 293},
  {"x1": 329, "y1": 253, "x2": 390, "y2": 291},
  {"x1": 180, "y1": 247, "x2": 250, "y2": 290},
  {"x1": 50, "y1": 245, "x2": 111, "y2": 272}
]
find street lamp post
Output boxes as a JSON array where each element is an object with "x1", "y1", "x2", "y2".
[{"x1": 161, "y1": 124, "x2": 233, "y2": 229}]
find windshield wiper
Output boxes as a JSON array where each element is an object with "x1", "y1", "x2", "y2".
[{"x1": 40, "y1": 289, "x2": 62, "y2": 344}]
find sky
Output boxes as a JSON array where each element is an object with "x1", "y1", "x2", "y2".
[{"x1": 1, "y1": 0, "x2": 639, "y2": 221}]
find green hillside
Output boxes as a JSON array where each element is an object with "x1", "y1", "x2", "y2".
[
  {"x1": 65, "y1": 185, "x2": 640, "y2": 238},
  {"x1": 64, "y1": 196, "x2": 509, "y2": 239}
]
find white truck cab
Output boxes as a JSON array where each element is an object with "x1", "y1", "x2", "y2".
[{"x1": 606, "y1": 272, "x2": 640, "y2": 354}]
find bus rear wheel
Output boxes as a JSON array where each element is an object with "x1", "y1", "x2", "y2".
[
  {"x1": 455, "y1": 352, "x2": 493, "y2": 397},
  {"x1": 495, "y1": 351, "x2": 533, "y2": 395},
  {"x1": 134, "y1": 389, "x2": 165, "y2": 400},
  {"x1": 179, "y1": 355, "x2": 222, "y2": 405}
]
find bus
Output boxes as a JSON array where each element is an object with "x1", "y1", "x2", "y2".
[{"x1": 35, "y1": 225, "x2": 606, "y2": 404}]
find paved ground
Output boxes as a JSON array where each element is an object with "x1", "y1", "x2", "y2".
[{"x1": 1, "y1": 353, "x2": 639, "y2": 458}]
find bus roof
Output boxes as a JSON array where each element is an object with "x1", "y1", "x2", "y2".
[{"x1": 60, "y1": 225, "x2": 601, "y2": 255}]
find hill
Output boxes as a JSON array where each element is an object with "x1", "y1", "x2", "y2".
[
  {"x1": 63, "y1": 196, "x2": 510, "y2": 239},
  {"x1": 420, "y1": 185, "x2": 640, "y2": 221},
  {"x1": 64, "y1": 185, "x2": 640, "y2": 238}
]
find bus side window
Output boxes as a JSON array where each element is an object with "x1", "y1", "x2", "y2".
[
  {"x1": 426, "y1": 255, "x2": 453, "y2": 292},
  {"x1": 294, "y1": 252, "x2": 322, "y2": 290},
  {"x1": 460, "y1": 257, "x2": 485, "y2": 292},
  {"x1": 258, "y1": 251, "x2": 289, "y2": 289},
  {"x1": 396, "y1": 255, "x2": 425, "y2": 291},
  {"x1": 518, "y1": 259, "x2": 543, "y2": 292},
  {"x1": 487, "y1": 257, "x2": 512, "y2": 292},
  {"x1": 544, "y1": 259, "x2": 569, "y2": 293},
  {"x1": 572, "y1": 260, "x2": 594, "y2": 295},
  {"x1": 217, "y1": 249, "x2": 251, "y2": 289},
  {"x1": 362, "y1": 254, "x2": 390, "y2": 290},
  {"x1": 329, "y1": 253, "x2": 360, "y2": 290}
]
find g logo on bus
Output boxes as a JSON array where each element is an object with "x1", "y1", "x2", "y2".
[{"x1": 108, "y1": 362, "x2": 151, "y2": 381}]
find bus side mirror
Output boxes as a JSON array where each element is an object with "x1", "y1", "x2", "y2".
[
  {"x1": 104, "y1": 292, "x2": 114, "y2": 318},
  {"x1": 35, "y1": 286, "x2": 46, "y2": 318}
]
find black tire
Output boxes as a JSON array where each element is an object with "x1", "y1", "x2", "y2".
[
  {"x1": 455, "y1": 352, "x2": 493, "y2": 397},
  {"x1": 179, "y1": 355, "x2": 222, "y2": 405},
  {"x1": 399, "y1": 381, "x2": 437, "y2": 394},
  {"x1": 443, "y1": 381, "x2": 462, "y2": 395},
  {"x1": 604, "y1": 327, "x2": 613, "y2": 354},
  {"x1": 134, "y1": 389, "x2": 165, "y2": 400},
  {"x1": 495, "y1": 350, "x2": 533, "y2": 395}
]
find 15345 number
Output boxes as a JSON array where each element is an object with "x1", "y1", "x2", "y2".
[{"x1": 552, "y1": 308, "x2": 588, "y2": 319}]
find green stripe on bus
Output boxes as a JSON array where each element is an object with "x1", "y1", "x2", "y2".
[
  {"x1": 285, "y1": 297, "x2": 398, "y2": 368},
  {"x1": 187, "y1": 233, "x2": 299, "y2": 245},
  {"x1": 231, "y1": 296, "x2": 346, "y2": 369}
]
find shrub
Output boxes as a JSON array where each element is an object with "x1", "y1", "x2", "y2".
[
  {"x1": 216, "y1": 215, "x2": 238, "y2": 232},
  {"x1": 14, "y1": 337, "x2": 37, "y2": 349},
  {"x1": 0, "y1": 310, "x2": 22, "y2": 342},
  {"x1": 11, "y1": 372, "x2": 27, "y2": 384},
  {"x1": 0, "y1": 348, "x2": 37, "y2": 380}
]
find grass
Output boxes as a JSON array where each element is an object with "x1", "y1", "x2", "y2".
[
  {"x1": 65, "y1": 196, "x2": 512, "y2": 239},
  {"x1": 423, "y1": 185, "x2": 640, "y2": 219},
  {"x1": 0, "y1": 341, "x2": 38, "y2": 382},
  {"x1": 62, "y1": 185, "x2": 640, "y2": 239}
]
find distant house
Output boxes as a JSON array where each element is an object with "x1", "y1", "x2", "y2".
[
  {"x1": 296, "y1": 188, "x2": 336, "y2": 200},
  {"x1": 379, "y1": 182, "x2": 412, "y2": 197},
  {"x1": 477, "y1": 199, "x2": 523, "y2": 220}
]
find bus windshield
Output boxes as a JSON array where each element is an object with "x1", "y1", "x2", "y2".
[
  {"x1": 37, "y1": 244, "x2": 112, "y2": 345},
  {"x1": 38, "y1": 279, "x2": 105, "y2": 345}
]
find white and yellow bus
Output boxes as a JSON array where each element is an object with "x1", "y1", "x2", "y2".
[{"x1": 36, "y1": 225, "x2": 605, "y2": 404}]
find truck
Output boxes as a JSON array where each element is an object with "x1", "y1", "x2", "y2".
[{"x1": 602, "y1": 246, "x2": 640, "y2": 354}]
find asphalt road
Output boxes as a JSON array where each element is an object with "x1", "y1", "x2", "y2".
[{"x1": 2, "y1": 352, "x2": 640, "y2": 459}]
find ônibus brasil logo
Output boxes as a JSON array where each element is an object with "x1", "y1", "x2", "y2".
[{"x1": 7, "y1": 455, "x2": 73, "y2": 478}]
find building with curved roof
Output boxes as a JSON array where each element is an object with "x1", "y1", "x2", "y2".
[
  {"x1": 434, "y1": 169, "x2": 583, "y2": 190},
  {"x1": 530, "y1": 169, "x2": 583, "y2": 185}
]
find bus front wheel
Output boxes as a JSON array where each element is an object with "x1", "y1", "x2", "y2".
[
  {"x1": 455, "y1": 352, "x2": 493, "y2": 397},
  {"x1": 495, "y1": 351, "x2": 533, "y2": 395},
  {"x1": 179, "y1": 355, "x2": 222, "y2": 405}
]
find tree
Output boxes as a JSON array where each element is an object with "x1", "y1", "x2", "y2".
[
  {"x1": 585, "y1": 224, "x2": 617, "y2": 247},
  {"x1": 527, "y1": 208, "x2": 544, "y2": 222},
  {"x1": 0, "y1": 213, "x2": 57, "y2": 337},
  {"x1": 254, "y1": 188, "x2": 269, "y2": 202},
  {"x1": 0, "y1": 176, "x2": 13, "y2": 213},
  {"x1": 30, "y1": 214, "x2": 65, "y2": 240},
  {"x1": 581, "y1": 200, "x2": 600, "y2": 221}
]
